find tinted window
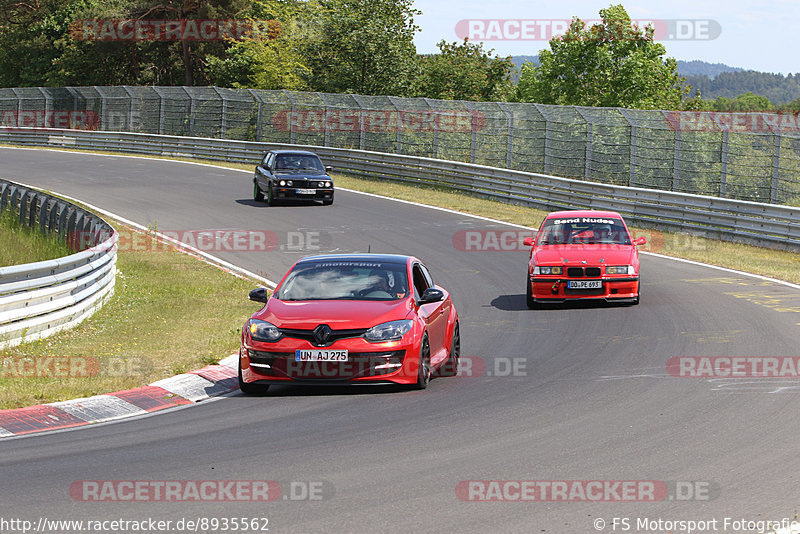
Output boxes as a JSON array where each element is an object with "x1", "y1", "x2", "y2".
[
  {"x1": 538, "y1": 216, "x2": 631, "y2": 245},
  {"x1": 274, "y1": 154, "x2": 324, "y2": 172},
  {"x1": 276, "y1": 261, "x2": 409, "y2": 301}
]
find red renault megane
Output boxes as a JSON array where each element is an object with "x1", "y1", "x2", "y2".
[
  {"x1": 239, "y1": 254, "x2": 460, "y2": 393},
  {"x1": 523, "y1": 210, "x2": 647, "y2": 308}
]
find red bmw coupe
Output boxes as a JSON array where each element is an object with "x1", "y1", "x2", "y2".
[
  {"x1": 524, "y1": 210, "x2": 647, "y2": 308},
  {"x1": 239, "y1": 254, "x2": 460, "y2": 393}
]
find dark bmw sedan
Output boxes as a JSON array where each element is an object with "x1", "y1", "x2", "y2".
[{"x1": 253, "y1": 149, "x2": 334, "y2": 206}]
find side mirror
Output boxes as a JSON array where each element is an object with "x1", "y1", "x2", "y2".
[
  {"x1": 633, "y1": 237, "x2": 647, "y2": 246},
  {"x1": 249, "y1": 287, "x2": 269, "y2": 303},
  {"x1": 418, "y1": 288, "x2": 445, "y2": 305},
  {"x1": 522, "y1": 237, "x2": 535, "y2": 247},
  {"x1": 325, "y1": 165, "x2": 333, "y2": 173}
]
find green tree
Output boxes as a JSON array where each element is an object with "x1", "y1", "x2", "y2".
[
  {"x1": 712, "y1": 92, "x2": 773, "y2": 111},
  {"x1": 206, "y1": 0, "x2": 310, "y2": 90},
  {"x1": 301, "y1": 0, "x2": 420, "y2": 95},
  {"x1": 414, "y1": 39, "x2": 514, "y2": 101},
  {"x1": 516, "y1": 4, "x2": 691, "y2": 109}
]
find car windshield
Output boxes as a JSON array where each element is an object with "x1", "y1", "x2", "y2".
[
  {"x1": 274, "y1": 154, "x2": 324, "y2": 172},
  {"x1": 537, "y1": 216, "x2": 631, "y2": 245},
  {"x1": 276, "y1": 261, "x2": 409, "y2": 301}
]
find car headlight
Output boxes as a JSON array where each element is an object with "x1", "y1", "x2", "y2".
[
  {"x1": 317, "y1": 181, "x2": 325, "y2": 188},
  {"x1": 532, "y1": 266, "x2": 563, "y2": 275},
  {"x1": 279, "y1": 180, "x2": 286, "y2": 186},
  {"x1": 363, "y1": 320, "x2": 413, "y2": 343},
  {"x1": 286, "y1": 180, "x2": 293, "y2": 186},
  {"x1": 606, "y1": 265, "x2": 635, "y2": 275},
  {"x1": 325, "y1": 181, "x2": 331, "y2": 187},
  {"x1": 248, "y1": 319, "x2": 281, "y2": 342}
]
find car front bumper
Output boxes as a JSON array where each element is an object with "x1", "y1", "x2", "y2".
[
  {"x1": 240, "y1": 337, "x2": 421, "y2": 386},
  {"x1": 273, "y1": 187, "x2": 333, "y2": 201},
  {"x1": 530, "y1": 276, "x2": 639, "y2": 303}
]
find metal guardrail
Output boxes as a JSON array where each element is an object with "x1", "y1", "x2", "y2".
[
  {"x1": 0, "y1": 177, "x2": 117, "y2": 349},
  {"x1": 1, "y1": 127, "x2": 799, "y2": 252},
  {"x1": 2, "y1": 86, "x2": 800, "y2": 206}
]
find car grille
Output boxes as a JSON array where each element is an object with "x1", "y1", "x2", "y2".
[
  {"x1": 279, "y1": 327, "x2": 368, "y2": 347},
  {"x1": 565, "y1": 287, "x2": 605, "y2": 296},
  {"x1": 566, "y1": 267, "x2": 601, "y2": 277},
  {"x1": 248, "y1": 350, "x2": 406, "y2": 379}
]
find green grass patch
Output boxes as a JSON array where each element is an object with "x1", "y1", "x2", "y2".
[
  {"x1": 0, "y1": 208, "x2": 73, "y2": 266},
  {"x1": 0, "y1": 223, "x2": 262, "y2": 410}
]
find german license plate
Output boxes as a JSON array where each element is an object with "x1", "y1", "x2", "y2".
[
  {"x1": 296, "y1": 188, "x2": 316, "y2": 195},
  {"x1": 568, "y1": 280, "x2": 602, "y2": 289},
  {"x1": 295, "y1": 350, "x2": 348, "y2": 362}
]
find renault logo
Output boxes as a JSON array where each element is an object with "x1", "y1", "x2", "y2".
[{"x1": 313, "y1": 324, "x2": 332, "y2": 345}]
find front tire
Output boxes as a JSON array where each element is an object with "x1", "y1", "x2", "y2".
[
  {"x1": 411, "y1": 336, "x2": 432, "y2": 390},
  {"x1": 436, "y1": 322, "x2": 460, "y2": 377},
  {"x1": 526, "y1": 277, "x2": 540, "y2": 309},
  {"x1": 239, "y1": 360, "x2": 269, "y2": 395},
  {"x1": 253, "y1": 181, "x2": 264, "y2": 202},
  {"x1": 265, "y1": 182, "x2": 275, "y2": 206}
]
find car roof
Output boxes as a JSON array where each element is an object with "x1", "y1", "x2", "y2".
[
  {"x1": 295, "y1": 254, "x2": 414, "y2": 266},
  {"x1": 269, "y1": 150, "x2": 320, "y2": 157},
  {"x1": 545, "y1": 210, "x2": 624, "y2": 219}
]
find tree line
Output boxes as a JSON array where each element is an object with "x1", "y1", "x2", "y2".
[{"x1": 0, "y1": 1, "x2": 796, "y2": 111}]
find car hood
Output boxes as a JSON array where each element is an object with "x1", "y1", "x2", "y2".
[
  {"x1": 273, "y1": 170, "x2": 328, "y2": 179},
  {"x1": 533, "y1": 244, "x2": 635, "y2": 265},
  {"x1": 255, "y1": 298, "x2": 412, "y2": 330}
]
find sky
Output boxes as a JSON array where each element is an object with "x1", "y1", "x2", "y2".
[{"x1": 411, "y1": 0, "x2": 798, "y2": 75}]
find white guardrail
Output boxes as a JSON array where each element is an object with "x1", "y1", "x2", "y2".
[
  {"x1": 2, "y1": 127, "x2": 800, "y2": 252},
  {"x1": 0, "y1": 177, "x2": 117, "y2": 349}
]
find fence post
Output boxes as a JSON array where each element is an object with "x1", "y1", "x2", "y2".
[
  {"x1": 122, "y1": 86, "x2": 136, "y2": 132},
  {"x1": 672, "y1": 129, "x2": 681, "y2": 191},
  {"x1": 184, "y1": 87, "x2": 195, "y2": 137},
  {"x1": 498, "y1": 102, "x2": 514, "y2": 169},
  {"x1": 574, "y1": 107, "x2": 593, "y2": 181},
  {"x1": 152, "y1": 86, "x2": 165, "y2": 135},
  {"x1": 212, "y1": 86, "x2": 227, "y2": 139},
  {"x1": 282, "y1": 90, "x2": 297, "y2": 145},
  {"x1": 720, "y1": 130, "x2": 728, "y2": 197},
  {"x1": 534, "y1": 104, "x2": 551, "y2": 174},
  {"x1": 247, "y1": 89, "x2": 263, "y2": 142},
  {"x1": 387, "y1": 96, "x2": 403, "y2": 154},
  {"x1": 772, "y1": 134, "x2": 781, "y2": 203},
  {"x1": 423, "y1": 98, "x2": 438, "y2": 159},
  {"x1": 618, "y1": 109, "x2": 637, "y2": 187}
]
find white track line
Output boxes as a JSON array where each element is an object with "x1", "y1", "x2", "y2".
[{"x1": 2, "y1": 145, "x2": 797, "y2": 291}]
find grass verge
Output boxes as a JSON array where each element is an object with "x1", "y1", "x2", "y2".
[
  {"x1": 0, "y1": 222, "x2": 261, "y2": 410},
  {"x1": 0, "y1": 208, "x2": 73, "y2": 266}
]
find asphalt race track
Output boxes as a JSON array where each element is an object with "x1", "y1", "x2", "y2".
[{"x1": 2, "y1": 147, "x2": 800, "y2": 533}]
